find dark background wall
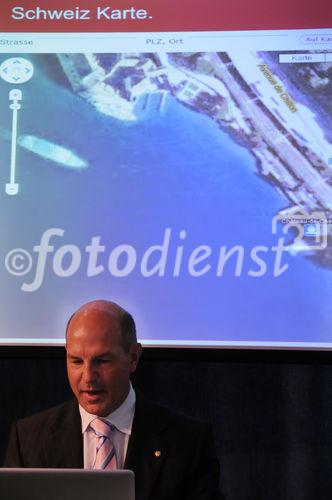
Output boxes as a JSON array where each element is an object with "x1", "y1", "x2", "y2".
[{"x1": 1, "y1": 347, "x2": 332, "y2": 500}]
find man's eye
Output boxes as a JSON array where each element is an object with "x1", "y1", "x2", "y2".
[
  {"x1": 95, "y1": 358, "x2": 112, "y2": 365},
  {"x1": 72, "y1": 359, "x2": 82, "y2": 364}
]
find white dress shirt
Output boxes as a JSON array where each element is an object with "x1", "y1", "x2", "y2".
[{"x1": 79, "y1": 383, "x2": 136, "y2": 469}]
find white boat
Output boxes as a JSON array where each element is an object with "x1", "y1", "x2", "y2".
[{"x1": 17, "y1": 134, "x2": 88, "y2": 170}]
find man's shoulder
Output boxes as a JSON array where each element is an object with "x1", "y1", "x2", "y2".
[
  {"x1": 135, "y1": 395, "x2": 211, "y2": 433},
  {"x1": 16, "y1": 399, "x2": 79, "y2": 433}
]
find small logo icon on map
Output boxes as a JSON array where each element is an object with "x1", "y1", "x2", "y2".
[
  {"x1": 272, "y1": 207, "x2": 328, "y2": 251},
  {"x1": 303, "y1": 223, "x2": 325, "y2": 237}
]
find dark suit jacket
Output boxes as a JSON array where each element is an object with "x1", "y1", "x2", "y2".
[{"x1": 4, "y1": 396, "x2": 223, "y2": 500}]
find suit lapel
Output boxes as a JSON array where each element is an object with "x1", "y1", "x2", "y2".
[
  {"x1": 124, "y1": 397, "x2": 169, "y2": 500},
  {"x1": 45, "y1": 400, "x2": 83, "y2": 468}
]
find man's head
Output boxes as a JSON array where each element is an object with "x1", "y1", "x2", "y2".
[{"x1": 66, "y1": 300, "x2": 142, "y2": 417}]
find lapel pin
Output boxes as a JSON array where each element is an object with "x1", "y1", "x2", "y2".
[{"x1": 154, "y1": 450, "x2": 161, "y2": 458}]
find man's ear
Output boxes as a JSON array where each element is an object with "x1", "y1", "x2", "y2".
[{"x1": 130, "y1": 342, "x2": 142, "y2": 372}]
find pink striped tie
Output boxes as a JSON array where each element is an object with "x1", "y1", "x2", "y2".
[{"x1": 90, "y1": 418, "x2": 117, "y2": 470}]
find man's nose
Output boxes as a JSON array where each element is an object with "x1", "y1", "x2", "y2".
[{"x1": 82, "y1": 362, "x2": 98, "y2": 384}]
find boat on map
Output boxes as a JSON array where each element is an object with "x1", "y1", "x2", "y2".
[
  {"x1": 17, "y1": 134, "x2": 88, "y2": 169},
  {"x1": 0, "y1": 128, "x2": 88, "y2": 170}
]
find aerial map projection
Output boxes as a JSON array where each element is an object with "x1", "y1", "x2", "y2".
[{"x1": 0, "y1": 49, "x2": 331, "y2": 345}]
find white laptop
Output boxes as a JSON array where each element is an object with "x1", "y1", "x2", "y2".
[{"x1": 0, "y1": 468, "x2": 135, "y2": 500}]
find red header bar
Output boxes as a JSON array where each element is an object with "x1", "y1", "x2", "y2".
[{"x1": 0, "y1": 0, "x2": 331, "y2": 33}]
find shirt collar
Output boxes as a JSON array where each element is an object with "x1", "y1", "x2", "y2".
[{"x1": 79, "y1": 383, "x2": 136, "y2": 436}]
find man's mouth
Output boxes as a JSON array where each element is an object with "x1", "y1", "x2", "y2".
[{"x1": 81, "y1": 390, "x2": 105, "y2": 401}]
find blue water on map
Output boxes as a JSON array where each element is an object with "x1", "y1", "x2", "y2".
[{"x1": 0, "y1": 54, "x2": 331, "y2": 345}]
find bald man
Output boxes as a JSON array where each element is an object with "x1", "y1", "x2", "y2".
[{"x1": 4, "y1": 300, "x2": 222, "y2": 500}]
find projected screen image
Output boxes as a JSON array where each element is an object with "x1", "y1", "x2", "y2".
[{"x1": 0, "y1": 5, "x2": 331, "y2": 347}]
